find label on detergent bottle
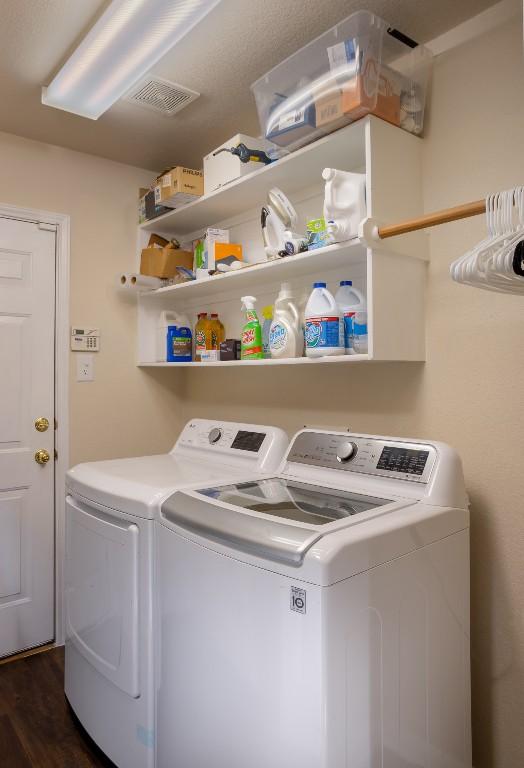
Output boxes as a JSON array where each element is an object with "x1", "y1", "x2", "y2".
[
  {"x1": 305, "y1": 316, "x2": 340, "y2": 349},
  {"x1": 172, "y1": 333, "x2": 192, "y2": 359},
  {"x1": 269, "y1": 322, "x2": 288, "y2": 352},
  {"x1": 241, "y1": 327, "x2": 262, "y2": 358},
  {"x1": 343, "y1": 311, "x2": 356, "y2": 350},
  {"x1": 195, "y1": 330, "x2": 206, "y2": 354}
]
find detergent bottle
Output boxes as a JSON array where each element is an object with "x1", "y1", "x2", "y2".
[
  {"x1": 194, "y1": 312, "x2": 211, "y2": 362},
  {"x1": 156, "y1": 310, "x2": 190, "y2": 361},
  {"x1": 209, "y1": 314, "x2": 225, "y2": 349},
  {"x1": 322, "y1": 168, "x2": 366, "y2": 244},
  {"x1": 334, "y1": 280, "x2": 367, "y2": 354},
  {"x1": 269, "y1": 284, "x2": 302, "y2": 359},
  {"x1": 262, "y1": 306, "x2": 273, "y2": 358},
  {"x1": 304, "y1": 282, "x2": 343, "y2": 358},
  {"x1": 240, "y1": 296, "x2": 263, "y2": 360}
]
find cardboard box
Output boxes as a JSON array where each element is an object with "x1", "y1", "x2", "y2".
[
  {"x1": 193, "y1": 228, "x2": 229, "y2": 274},
  {"x1": 214, "y1": 242, "x2": 243, "y2": 268},
  {"x1": 220, "y1": 339, "x2": 241, "y2": 361},
  {"x1": 154, "y1": 166, "x2": 204, "y2": 209},
  {"x1": 145, "y1": 189, "x2": 170, "y2": 220},
  {"x1": 140, "y1": 245, "x2": 194, "y2": 278},
  {"x1": 266, "y1": 100, "x2": 316, "y2": 147},
  {"x1": 203, "y1": 134, "x2": 272, "y2": 194},
  {"x1": 315, "y1": 61, "x2": 401, "y2": 129}
]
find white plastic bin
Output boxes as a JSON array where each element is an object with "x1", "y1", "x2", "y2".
[{"x1": 251, "y1": 10, "x2": 432, "y2": 152}]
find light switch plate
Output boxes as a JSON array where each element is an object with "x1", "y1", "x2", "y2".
[{"x1": 76, "y1": 354, "x2": 94, "y2": 382}]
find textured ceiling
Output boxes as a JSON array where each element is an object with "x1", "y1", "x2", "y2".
[{"x1": 0, "y1": 0, "x2": 503, "y2": 171}]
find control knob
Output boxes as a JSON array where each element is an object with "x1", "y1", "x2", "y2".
[
  {"x1": 208, "y1": 427, "x2": 222, "y2": 445},
  {"x1": 336, "y1": 441, "x2": 357, "y2": 463}
]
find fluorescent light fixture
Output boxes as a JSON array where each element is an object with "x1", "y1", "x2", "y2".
[{"x1": 42, "y1": 0, "x2": 221, "y2": 119}]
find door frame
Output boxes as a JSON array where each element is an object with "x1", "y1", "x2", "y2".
[{"x1": 0, "y1": 202, "x2": 70, "y2": 646}]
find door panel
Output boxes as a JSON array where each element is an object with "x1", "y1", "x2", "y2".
[
  {"x1": 66, "y1": 496, "x2": 140, "y2": 698},
  {"x1": 0, "y1": 494, "x2": 22, "y2": 599},
  {"x1": 0, "y1": 217, "x2": 55, "y2": 658},
  {"x1": 0, "y1": 317, "x2": 24, "y2": 442}
]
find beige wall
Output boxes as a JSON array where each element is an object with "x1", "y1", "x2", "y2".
[
  {"x1": 0, "y1": 132, "x2": 184, "y2": 465},
  {"x1": 177, "y1": 20, "x2": 524, "y2": 768},
  {"x1": 0, "y1": 16, "x2": 521, "y2": 768}
]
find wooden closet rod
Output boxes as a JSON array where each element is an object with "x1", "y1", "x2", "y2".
[{"x1": 377, "y1": 199, "x2": 486, "y2": 239}]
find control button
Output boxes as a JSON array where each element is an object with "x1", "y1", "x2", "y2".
[
  {"x1": 336, "y1": 441, "x2": 358, "y2": 463},
  {"x1": 208, "y1": 427, "x2": 222, "y2": 445}
]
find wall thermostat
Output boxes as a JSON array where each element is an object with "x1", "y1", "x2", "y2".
[{"x1": 71, "y1": 327, "x2": 100, "y2": 352}]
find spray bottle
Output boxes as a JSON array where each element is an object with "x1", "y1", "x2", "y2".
[{"x1": 240, "y1": 296, "x2": 263, "y2": 360}]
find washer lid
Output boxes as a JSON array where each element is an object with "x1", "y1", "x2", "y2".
[
  {"x1": 198, "y1": 477, "x2": 391, "y2": 526},
  {"x1": 161, "y1": 478, "x2": 394, "y2": 566}
]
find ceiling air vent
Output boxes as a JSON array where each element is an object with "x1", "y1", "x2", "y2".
[{"x1": 124, "y1": 76, "x2": 199, "y2": 116}]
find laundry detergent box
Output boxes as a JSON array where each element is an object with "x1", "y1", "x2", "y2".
[{"x1": 154, "y1": 166, "x2": 204, "y2": 209}]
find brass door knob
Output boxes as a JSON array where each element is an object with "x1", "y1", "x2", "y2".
[
  {"x1": 35, "y1": 417, "x2": 50, "y2": 433},
  {"x1": 35, "y1": 449, "x2": 50, "y2": 465}
]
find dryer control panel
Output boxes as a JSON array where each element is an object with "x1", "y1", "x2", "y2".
[
  {"x1": 174, "y1": 419, "x2": 289, "y2": 474},
  {"x1": 287, "y1": 432, "x2": 437, "y2": 484}
]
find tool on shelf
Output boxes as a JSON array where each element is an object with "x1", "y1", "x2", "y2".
[{"x1": 213, "y1": 143, "x2": 273, "y2": 165}]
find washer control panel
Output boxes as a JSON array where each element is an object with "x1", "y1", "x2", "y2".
[{"x1": 287, "y1": 432, "x2": 436, "y2": 483}]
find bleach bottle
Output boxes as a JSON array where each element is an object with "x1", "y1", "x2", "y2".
[
  {"x1": 304, "y1": 282, "x2": 343, "y2": 358},
  {"x1": 269, "y1": 283, "x2": 302, "y2": 359},
  {"x1": 334, "y1": 280, "x2": 367, "y2": 354}
]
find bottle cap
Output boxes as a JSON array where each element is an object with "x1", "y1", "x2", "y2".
[
  {"x1": 340, "y1": 280, "x2": 353, "y2": 286},
  {"x1": 262, "y1": 305, "x2": 273, "y2": 319},
  {"x1": 197, "y1": 312, "x2": 207, "y2": 318},
  {"x1": 211, "y1": 313, "x2": 218, "y2": 318},
  {"x1": 313, "y1": 282, "x2": 326, "y2": 288}
]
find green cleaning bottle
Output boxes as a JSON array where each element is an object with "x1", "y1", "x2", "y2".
[{"x1": 240, "y1": 296, "x2": 263, "y2": 360}]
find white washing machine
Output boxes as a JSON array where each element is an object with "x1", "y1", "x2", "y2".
[
  {"x1": 157, "y1": 429, "x2": 471, "y2": 768},
  {"x1": 64, "y1": 418, "x2": 288, "y2": 768}
]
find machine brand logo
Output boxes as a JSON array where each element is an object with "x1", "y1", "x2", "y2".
[{"x1": 290, "y1": 586, "x2": 306, "y2": 614}]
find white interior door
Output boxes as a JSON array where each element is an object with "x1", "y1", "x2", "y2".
[{"x1": 0, "y1": 216, "x2": 56, "y2": 658}]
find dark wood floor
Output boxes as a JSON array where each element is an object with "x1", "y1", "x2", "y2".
[{"x1": 0, "y1": 646, "x2": 115, "y2": 767}]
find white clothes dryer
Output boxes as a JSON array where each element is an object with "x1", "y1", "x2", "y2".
[
  {"x1": 157, "y1": 429, "x2": 471, "y2": 768},
  {"x1": 64, "y1": 419, "x2": 288, "y2": 768}
]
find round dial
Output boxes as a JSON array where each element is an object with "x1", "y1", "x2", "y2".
[
  {"x1": 336, "y1": 441, "x2": 357, "y2": 463},
  {"x1": 208, "y1": 427, "x2": 222, "y2": 445}
]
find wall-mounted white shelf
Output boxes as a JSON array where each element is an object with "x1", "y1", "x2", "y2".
[
  {"x1": 140, "y1": 120, "x2": 367, "y2": 237},
  {"x1": 142, "y1": 240, "x2": 366, "y2": 303},
  {"x1": 138, "y1": 354, "x2": 370, "y2": 368},
  {"x1": 134, "y1": 116, "x2": 428, "y2": 369}
]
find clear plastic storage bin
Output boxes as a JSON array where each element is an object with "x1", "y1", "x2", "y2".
[{"x1": 251, "y1": 10, "x2": 432, "y2": 152}]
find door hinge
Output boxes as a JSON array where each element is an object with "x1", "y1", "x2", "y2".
[
  {"x1": 38, "y1": 222, "x2": 57, "y2": 232},
  {"x1": 54, "y1": 418, "x2": 58, "y2": 430},
  {"x1": 54, "y1": 450, "x2": 58, "y2": 461}
]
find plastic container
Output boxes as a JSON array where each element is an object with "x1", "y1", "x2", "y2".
[
  {"x1": 334, "y1": 280, "x2": 367, "y2": 354},
  {"x1": 240, "y1": 296, "x2": 263, "y2": 360},
  {"x1": 304, "y1": 282, "x2": 343, "y2": 358},
  {"x1": 323, "y1": 169, "x2": 366, "y2": 243},
  {"x1": 156, "y1": 310, "x2": 190, "y2": 362},
  {"x1": 251, "y1": 10, "x2": 432, "y2": 152},
  {"x1": 194, "y1": 312, "x2": 211, "y2": 362},
  {"x1": 167, "y1": 326, "x2": 192, "y2": 362},
  {"x1": 269, "y1": 284, "x2": 302, "y2": 360},
  {"x1": 209, "y1": 314, "x2": 225, "y2": 349},
  {"x1": 262, "y1": 306, "x2": 273, "y2": 358}
]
